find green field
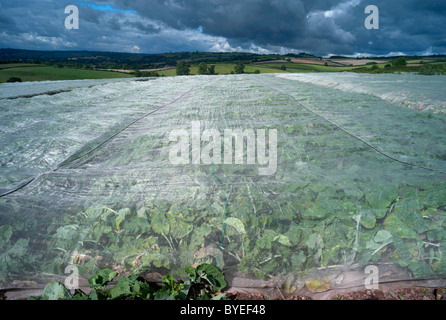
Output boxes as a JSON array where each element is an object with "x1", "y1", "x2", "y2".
[
  {"x1": 0, "y1": 64, "x2": 133, "y2": 83},
  {"x1": 1, "y1": 57, "x2": 444, "y2": 82},
  {"x1": 0, "y1": 63, "x2": 42, "y2": 70}
]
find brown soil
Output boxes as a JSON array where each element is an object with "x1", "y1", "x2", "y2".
[
  {"x1": 290, "y1": 58, "x2": 327, "y2": 65},
  {"x1": 228, "y1": 286, "x2": 446, "y2": 300},
  {"x1": 1, "y1": 286, "x2": 444, "y2": 301},
  {"x1": 96, "y1": 69, "x2": 134, "y2": 74},
  {"x1": 330, "y1": 59, "x2": 388, "y2": 66},
  {"x1": 97, "y1": 67, "x2": 173, "y2": 74},
  {"x1": 139, "y1": 67, "x2": 173, "y2": 72},
  {"x1": 254, "y1": 60, "x2": 289, "y2": 64}
]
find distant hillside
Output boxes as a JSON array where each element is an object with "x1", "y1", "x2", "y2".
[
  {"x1": 0, "y1": 48, "x2": 142, "y2": 60},
  {"x1": 328, "y1": 54, "x2": 446, "y2": 60},
  {"x1": 1, "y1": 48, "x2": 445, "y2": 82},
  {"x1": 0, "y1": 48, "x2": 320, "y2": 70}
]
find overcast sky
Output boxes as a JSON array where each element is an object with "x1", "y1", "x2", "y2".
[{"x1": 0, "y1": 0, "x2": 445, "y2": 56}]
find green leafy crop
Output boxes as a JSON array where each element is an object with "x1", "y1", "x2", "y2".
[{"x1": 29, "y1": 263, "x2": 227, "y2": 301}]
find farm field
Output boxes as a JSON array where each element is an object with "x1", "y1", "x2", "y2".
[
  {"x1": 1, "y1": 55, "x2": 445, "y2": 83},
  {"x1": 0, "y1": 64, "x2": 133, "y2": 82},
  {"x1": 0, "y1": 73, "x2": 445, "y2": 299}
]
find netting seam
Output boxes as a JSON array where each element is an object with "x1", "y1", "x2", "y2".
[
  {"x1": 0, "y1": 81, "x2": 212, "y2": 198},
  {"x1": 261, "y1": 79, "x2": 446, "y2": 176}
]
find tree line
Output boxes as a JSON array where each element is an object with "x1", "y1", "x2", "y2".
[{"x1": 176, "y1": 61, "x2": 249, "y2": 76}]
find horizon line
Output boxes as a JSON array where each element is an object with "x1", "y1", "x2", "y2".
[{"x1": 1, "y1": 47, "x2": 446, "y2": 59}]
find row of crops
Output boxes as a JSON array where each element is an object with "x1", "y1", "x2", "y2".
[{"x1": 1, "y1": 74, "x2": 445, "y2": 292}]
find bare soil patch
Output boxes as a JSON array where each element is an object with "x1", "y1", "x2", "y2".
[
  {"x1": 330, "y1": 59, "x2": 388, "y2": 66},
  {"x1": 290, "y1": 58, "x2": 327, "y2": 65},
  {"x1": 228, "y1": 286, "x2": 446, "y2": 300},
  {"x1": 254, "y1": 60, "x2": 288, "y2": 64},
  {"x1": 96, "y1": 69, "x2": 134, "y2": 74},
  {"x1": 140, "y1": 67, "x2": 173, "y2": 72}
]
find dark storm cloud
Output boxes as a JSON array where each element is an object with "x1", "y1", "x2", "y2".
[
  {"x1": 100, "y1": 0, "x2": 310, "y2": 47},
  {"x1": 0, "y1": 0, "x2": 445, "y2": 55},
  {"x1": 95, "y1": 0, "x2": 446, "y2": 55},
  {"x1": 0, "y1": 13, "x2": 16, "y2": 31},
  {"x1": 81, "y1": 6, "x2": 105, "y2": 24},
  {"x1": 127, "y1": 20, "x2": 161, "y2": 33},
  {"x1": 333, "y1": 0, "x2": 446, "y2": 55}
]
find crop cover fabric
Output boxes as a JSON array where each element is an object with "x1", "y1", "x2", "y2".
[{"x1": 0, "y1": 74, "x2": 445, "y2": 294}]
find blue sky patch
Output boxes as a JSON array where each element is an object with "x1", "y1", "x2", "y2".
[{"x1": 77, "y1": 1, "x2": 138, "y2": 14}]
